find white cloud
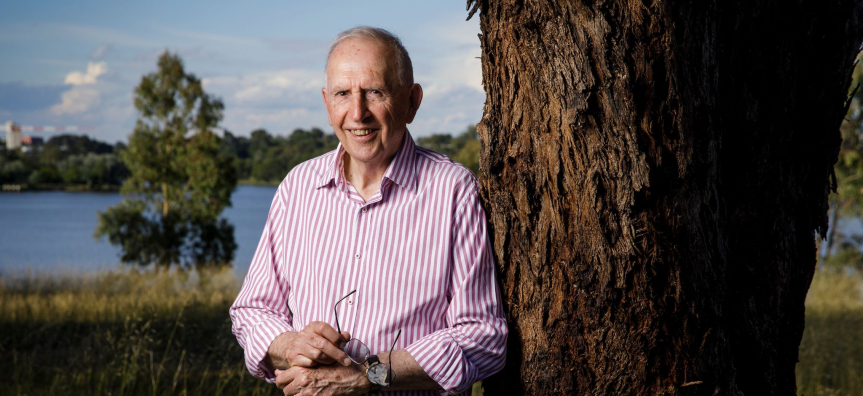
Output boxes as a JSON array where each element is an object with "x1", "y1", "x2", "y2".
[
  {"x1": 63, "y1": 62, "x2": 107, "y2": 86},
  {"x1": 51, "y1": 87, "x2": 101, "y2": 115},
  {"x1": 205, "y1": 69, "x2": 324, "y2": 106},
  {"x1": 50, "y1": 61, "x2": 110, "y2": 115}
]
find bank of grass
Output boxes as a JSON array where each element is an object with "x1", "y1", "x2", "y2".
[
  {"x1": 797, "y1": 269, "x2": 863, "y2": 396},
  {"x1": 0, "y1": 267, "x2": 276, "y2": 395},
  {"x1": 2, "y1": 266, "x2": 856, "y2": 395},
  {"x1": 0, "y1": 268, "x2": 485, "y2": 396}
]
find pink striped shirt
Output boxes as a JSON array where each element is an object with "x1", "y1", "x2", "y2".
[{"x1": 229, "y1": 132, "x2": 507, "y2": 395}]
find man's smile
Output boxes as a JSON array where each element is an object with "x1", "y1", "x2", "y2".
[{"x1": 348, "y1": 129, "x2": 378, "y2": 137}]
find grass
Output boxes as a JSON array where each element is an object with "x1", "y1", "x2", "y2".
[
  {"x1": 0, "y1": 267, "x2": 276, "y2": 396},
  {"x1": 797, "y1": 269, "x2": 863, "y2": 396},
  {"x1": 1, "y1": 266, "x2": 857, "y2": 395}
]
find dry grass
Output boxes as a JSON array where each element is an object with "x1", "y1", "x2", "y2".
[
  {"x1": 797, "y1": 269, "x2": 863, "y2": 396},
  {"x1": 0, "y1": 267, "x2": 277, "y2": 396},
  {"x1": 2, "y1": 266, "x2": 856, "y2": 395}
]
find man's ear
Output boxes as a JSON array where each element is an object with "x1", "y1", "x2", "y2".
[
  {"x1": 405, "y1": 83, "x2": 423, "y2": 124},
  {"x1": 321, "y1": 87, "x2": 333, "y2": 127}
]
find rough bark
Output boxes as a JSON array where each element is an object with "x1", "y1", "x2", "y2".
[{"x1": 470, "y1": 1, "x2": 863, "y2": 395}]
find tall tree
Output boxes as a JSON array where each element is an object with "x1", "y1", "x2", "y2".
[
  {"x1": 469, "y1": 1, "x2": 863, "y2": 394},
  {"x1": 95, "y1": 52, "x2": 237, "y2": 269}
]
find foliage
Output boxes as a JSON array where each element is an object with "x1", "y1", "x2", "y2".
[
  {"x1": 253, "y1": 128, "x2": 339, "y2": 182},
  {"x1": 0, "y1": 124, "x2": 481, "y2": 189},
  {"x1": 220, "y1": 127, "x2": 340, "y2": 183},
  {"x1": 95, "y1": 52, "x2": 237, "y2": 269},
  {"x1": 0, "y1": 135, "x2": 127, "y2": 188},
  {"x1": 57, "y1": 153, "x2": 128, "y2": 187},
  {"x1": 40, "y1": 134, "x2": 116, "y2": 165},
  {"x1": 0, "y1": 159, "x2": 30, "y2": 183},
  {"x1": 823, "y1": 52, "x2": 863, "y2": 268}
]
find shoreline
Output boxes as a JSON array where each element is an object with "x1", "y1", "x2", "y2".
[{"x1": 0, "y1": 179, "x2": 279, "y2": 193}]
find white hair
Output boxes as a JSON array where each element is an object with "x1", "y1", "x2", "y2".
[{"x1": 326, "y1": 26, "x2": 414, "y2": 88}]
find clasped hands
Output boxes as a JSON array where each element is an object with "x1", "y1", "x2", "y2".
[{"x1": 271, "y1": 321, "x2": 372, "y2": 396}]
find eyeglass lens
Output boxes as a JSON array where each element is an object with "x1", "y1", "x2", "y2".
[{"x1": 344, "y1": 339, "x2": 370, "y2": 364}]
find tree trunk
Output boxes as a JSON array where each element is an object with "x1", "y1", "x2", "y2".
[{"x1": 470, "y1": 0, "x2": 863, "y2": 394}]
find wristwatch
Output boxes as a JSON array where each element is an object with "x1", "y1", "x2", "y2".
[{"x1": 365, "y1": 354, "x2": 393, "y2": 390}]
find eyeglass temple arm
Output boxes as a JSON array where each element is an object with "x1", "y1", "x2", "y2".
[
  {"x1": 333, "y1": 289, "x2": 357, "y2": 334},
  {"x1": 388, "y1": 329, "x2": 402, "y2": 382}
]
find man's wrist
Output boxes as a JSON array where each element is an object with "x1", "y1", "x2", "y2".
[{"x1": 265, "y1": 331, "x2": 297, "y2": 370}]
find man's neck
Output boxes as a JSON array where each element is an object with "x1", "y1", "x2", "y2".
[{"x1": 343, "y1": 154, "x2": 390, "y2": 202}]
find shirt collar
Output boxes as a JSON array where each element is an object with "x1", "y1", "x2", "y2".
[{"x1": 316, "y1": 130, "x2": 418, "y2": 194}]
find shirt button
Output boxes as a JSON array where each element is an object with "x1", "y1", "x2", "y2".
[
  {"x1": 348, "y1": 300, "x2": 354, "y2": 305},
  {"x1": 355, "y1": 254, "x2": 360, "y2": 259},
  {"x1": 362, "y1": 208, "x2": 367, "y2": 213}
]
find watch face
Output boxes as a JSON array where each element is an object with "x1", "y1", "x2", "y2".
[{"x1": 367, "y1": 363, "x2": 393, "y2": 386}]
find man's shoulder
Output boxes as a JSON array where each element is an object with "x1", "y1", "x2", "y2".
[
  {"x1": 413, "y1": 145, "x2": 479, "y2": 192},
  {"x1": 282, "y1": 148, "x2": 339, "y2": 186}
]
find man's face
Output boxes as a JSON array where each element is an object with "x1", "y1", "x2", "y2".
[{"x1": 322, "y1": 38, "x2": 422, "y2": 171}]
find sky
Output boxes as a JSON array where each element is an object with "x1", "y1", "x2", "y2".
[{"x1": 0, "y1": 1, "x2": 484, "y2": 143}]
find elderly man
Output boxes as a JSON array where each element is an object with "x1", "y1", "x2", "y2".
[{"x1": 230, "y1": 26, "x2": 507, "y2": 395}]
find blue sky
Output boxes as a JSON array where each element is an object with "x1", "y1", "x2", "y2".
[{"x1": 0, "y1": 1, "x2": 483, "y2": 143}]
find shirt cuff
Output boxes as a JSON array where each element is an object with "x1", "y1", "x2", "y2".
[
  {"x1": 244, "y1": 319, "x2": 295, "y2": 382},
  {"x1": 405, "y1": 330, "x2": 477, "y2": 395}
]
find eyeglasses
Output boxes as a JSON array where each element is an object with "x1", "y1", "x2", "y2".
[{"x1": 334, "y1": 289, "x2": 401, "y2": 385}]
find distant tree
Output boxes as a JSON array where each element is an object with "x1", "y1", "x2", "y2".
[
  {"x1": 58, "y1": 153, "x2": 128, "y2": 187},
  {"x1": 417, "y1": 125, "x2": 481, "y2": 174},
  {"x1": 822, "y1": 52, "x2": 863, "y2": 268},
  {"x1": 0, "y1": 160, "x2": 30, "y2": 184},
  {"x1": 220, "y1": 131, "x2": 251, "y2": 159},
  {"x1": 220, "y1": 131, "x2": 253, "y2": 180},
  {"x1": 27, "y1": 166, "x2": 62, "y2": 185},
  {"x1": 249, "y1": 128, "x2": 275, "y2": 162},
  {"x1": 95, "y1": 52, "x2": 237, "y2": 269},
  {"x1": 416, "y1": 133, "x2": 454, "y2": 155},
  {"x1": 40, "y1": 134, "x2": 113, "y2": 165},
  {"x1": 247, "y1": 128, "x2": 338, "y2": 183}
]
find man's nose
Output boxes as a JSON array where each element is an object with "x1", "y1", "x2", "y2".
[{"x1": 350, "y1": 94, "x2": 369, "y2": 121}]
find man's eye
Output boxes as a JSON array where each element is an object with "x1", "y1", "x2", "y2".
[{"x1": 335, "y1": 91, "x2": 348, "y2": 96}]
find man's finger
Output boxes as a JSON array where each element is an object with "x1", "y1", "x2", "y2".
[
  {"x1": 309, "y1": 321, "x2": 345, "y2": 344},
  {"x1": 302, "y1": 342, "x2": 334, "y2": 363},
  {"x1": 288, "y1": 354, "x2": 315, "y2": 368},
  {"x1": 304, "y1": 335, "x2": 351, "y2": 366},
  {"x1": 281, "y1": 367, "x2": 310, "y2": 396},
  {"x1": 274, "y1": 367, "x2": 296, "y2": 389}
]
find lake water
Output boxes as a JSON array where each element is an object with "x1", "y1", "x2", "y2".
[{"x1": 0, "y1": 185, "x2": 277, "y2": 277}]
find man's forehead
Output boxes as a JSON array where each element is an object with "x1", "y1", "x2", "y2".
[
  {"x1": 331, "y1": 37, "x2": 391, "y2": 57},
  {"x1": 326, "y1": 38, "x2": 398, "y2": 85}
]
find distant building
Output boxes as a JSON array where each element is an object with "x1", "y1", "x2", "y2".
[
  {"x1": 5, "y1": 121, "x2": 44, "y2": 151},
  {"x1": 6, "y1": 120, "x2": 20, "y2": 150},
  {"x1": 21, "y1": 136, "x2": 43, "y2": 145}
]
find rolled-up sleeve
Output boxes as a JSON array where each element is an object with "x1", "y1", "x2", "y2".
[
  {"x1": 405, "y1": 179, "x2": 508, "y2": 394},
  {"x1": 229, "y1": 180, "x2": 295, "y2": 382}
]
